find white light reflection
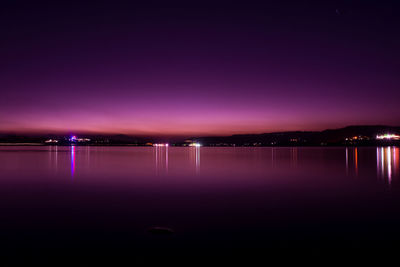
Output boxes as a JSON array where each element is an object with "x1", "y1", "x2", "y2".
[
  {"x1": 376, "y1": 147, "x2": 399, "y2": 185},
  {"x1": 154, "y1": 145, "x2": 169, "y2": 176},
  {"x1": 55, "y1": 145, "x2": 58, "y2": 172},
  {"x1": 388, "y1": 147, "x2": 392, "y2": 184},
  {"x1": 166, "y1": 145, "x2": 169, "y2": 175},
  {"x1": 291, "y1": 148, "x2": 298, "y2": 167},
  {"x1": 195, "y1": 145, "x2": 200, "y2": 175},
  {"x1": 48, "y1": 145, "x2": 59, "y2": 173},
  {"x1": 346, "y1": 147, "x2": 349, "y2": 176},
  {"x1": 189, "y1": 145, "x2": 201, "y2": 175},
  {"x1": 376, "y1": 147, "x2": 379, "y2": 178},
  {"x1": 381, "y1": 148, "x2": 385, "y2": 178},
  {"x1": 271, "y1": 147, "x2": 275, "y2": 167}
]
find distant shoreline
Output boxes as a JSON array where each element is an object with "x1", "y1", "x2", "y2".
[
  {"x1": 1, "y1": 125, "x2": 400, "y2": 147},
  {"x1": 0, "y1": 143, "x2": 399, "y2": 148}
]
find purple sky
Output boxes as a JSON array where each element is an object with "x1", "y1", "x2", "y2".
[{"x1": 1, "y1": 1, "x2": 399, "y2": 136}]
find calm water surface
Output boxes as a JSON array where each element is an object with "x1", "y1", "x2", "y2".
[{"x1": 0, "y1": 146, "x2": 399, "y2": 263}]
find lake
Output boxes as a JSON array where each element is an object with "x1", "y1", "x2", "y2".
[{"x1": 0, "y1": 146, "x2": 399, "y2": 264}]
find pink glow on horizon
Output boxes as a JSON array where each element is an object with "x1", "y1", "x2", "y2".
[
  {"x1": 1, "y1": 3, "x2": 400, "y2": 136},
  {"x1": 1, "y1": 94, "x2": 399, "y2": 135}
]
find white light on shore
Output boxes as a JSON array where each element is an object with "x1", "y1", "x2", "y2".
[
  {"x1": 45, "y1": 139, "x2": 59, "y2": 143},
  {"x1": 153, "y1": 143, "x2": 169, "y2": 147},
  {"x1": 189, "y1": 143, "x2": 201, "y2": 147},
  {"x1": 376, "y1": 134, "x2": 400, "y2": 140}
]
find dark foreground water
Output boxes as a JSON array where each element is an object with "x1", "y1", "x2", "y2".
[{"x1": 0, "y1": 146, "x2": 399, "y2": 265}]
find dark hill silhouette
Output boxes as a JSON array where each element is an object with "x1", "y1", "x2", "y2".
[{"x1": 194, "y1": 125, "x2": 400, "y2": 146}]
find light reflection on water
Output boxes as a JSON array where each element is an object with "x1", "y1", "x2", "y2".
[
  {"x1": 71, "y1": 145, "x2": 75, "y2": 178},
  {"x1": 343, "y1": 147, "x2": 399, "y2": 184},
  {"x1": 154, "y1": 145, "x2": 169, "y2": 176},
  {"x1": 346, "y1": 147, "x2": 349, "y2": 176},
  {"x1": 377, "y1": 147, "x2": 399, "y2": 184},
  {"x1": 1, "y1": 146, "x2": 399, "y2": 186},
  {"x1": 290, "y1": 147, "x2": 298, "y2": 167},
  {"x1": 153, "y1": 146, "x2": 201, "y2": 176},
  {"x1": 2, "y1": 145, "x2": 400, "y2": 259},
  {"x1": 345, "y1": 147, "x2": 358, "y2": 177},
  {"x1": 63, "y1": 146, "x2": 399, "y2": 183},
  {"x1": 193, "y1": 146, "x2": 200, "y2": 175}
]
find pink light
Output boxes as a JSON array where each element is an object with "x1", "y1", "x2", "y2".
[{"x1": 71, "y1": 145, "x2": 75, "y2": 178}]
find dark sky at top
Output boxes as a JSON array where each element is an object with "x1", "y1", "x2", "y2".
[{"x1": 1, "y1": 1, "x2": 399, "y2": 135}]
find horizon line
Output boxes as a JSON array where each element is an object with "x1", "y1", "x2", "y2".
[{"x1": 1, "y1": 124, "x2": 399, "y2": 138}]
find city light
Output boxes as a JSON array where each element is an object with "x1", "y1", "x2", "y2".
[
  {"x1": 45, "y1": 139, "x2": 58, "y2": 143},
  {"x1": 69, "y1": 136, "x2": 91, "y2": 142},
  {"x1": 153, "y1": 143, "x2": 169, "y2": 147},
  {"x1": 189, "y1": 143, "x2": 201, "y2": 147},
  {"x1": 377, "y1": 147, "x2": 400, "y2": 184},
  {"x1": 376, "y1": 134, "x2": 400, "y2": 140}
]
